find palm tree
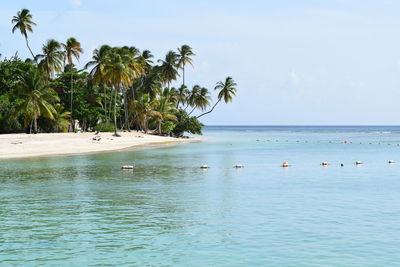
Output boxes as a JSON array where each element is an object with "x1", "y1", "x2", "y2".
[
  {"x1": 137, "y1": 50, "x2": 154, "y2": 74},
  {"x1": 52, "y1": 104, "x2": 71, "y2": 132},
  {"x1": 104, "y1": 48, "x2": 135, "y2": 135},
  {"x1": 85, "y1": 45, "x2": 111, "y2": 83},
  {"x1": 130, "y1": 94, "x2": 153, "y2": 133},
  {"x1": 197, "y1": 77, "x2": 237, "y2": 118},
  {"x1": 150, "y1": 96, "x2": 177, "y2": 134},
  {"x1": 11, "y1": 9, "x2": 37, "y2": 61},
  {"x1": 35, "y1": 39, "x2": 64, "y2": 78},
  {"x1": 63, "y1": 38, "x2": 83, "y2": 67},
  {"x1": 17, "y1": 70, "x2": 59, "y2": 133},
  {"x1": 86, "y1": 45, "x2": 112, "y2": 121},
  {"x1": 158, "y1": 51, "x2": 179, "y2": 89},
  {"x1": 140, "y1": 67, "x2": 164, "y2": 100},
  {"x1": 188, "y1": 86, "x2": 210, "y2": 115},
  {"x1": 176, "y1": 84, "x2": 189, "y2": 109},
  {"x1": 177, "y1": 45, "x2": 195, "y2": 108},
  {"x1": 62, "y1": 37, "x2": 83, "y2": 131}
]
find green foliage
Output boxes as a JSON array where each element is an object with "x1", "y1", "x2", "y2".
[
  {"x1": 161, "y1": 121, "x2": 176, "y2": 135},
  {"x1": 3, "y1": 12, "x2": 238, "y2": 135},
  {"x1": 93, "y1": 123, "x2": 115, "y2": 132},
  {"x1": 0, "y1": 56, "x2": 35, "y2": 93},
  {"x1": 172, "y1": 110, "x2": 204, "y2": 136}
]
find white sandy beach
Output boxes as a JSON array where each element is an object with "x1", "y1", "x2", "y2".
[{"x1": 0, "y1": 132, "x2": 199, "y2": 159}]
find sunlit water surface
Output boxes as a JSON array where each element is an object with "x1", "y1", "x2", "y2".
[{"x1": 1, "y1": 126, "x2": 400, "y2": 266}]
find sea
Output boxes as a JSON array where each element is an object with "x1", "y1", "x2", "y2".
[{"x1": 1, "y1": 126, "x2": 400, "y2": 266}]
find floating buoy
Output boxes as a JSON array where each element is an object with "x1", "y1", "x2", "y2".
[
  {"x1": 234, "y1": 164, "x2": 244, "y2": 168},
  {"x1": 321, "y1": 161, "x2": 329, "y2": 166},
  {"x1": 343, "y1": 140, "x2": 349, "y2": 144},
  {"x1": 388, "y1": 160, "x2": 396, "y2": 164},
  {"x1": 121, "y1": 165, "x2": 134, "y2": 170},
  {"x1": 281, "y1": 161, "x2": 290, "y2": 167},
  {"x1": 355, "y1": 161, "x2": 363, "y2": 165},
  {"x1": 200, "y1": 165, "x2": 210, "y2": 169},
  {"x1": 340, "y1": 163, "x2": 344, "y2": 167}
]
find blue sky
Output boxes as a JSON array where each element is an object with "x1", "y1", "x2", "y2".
[{"x1": 2, "y1": 0, "x2": 400, "y2": 125}]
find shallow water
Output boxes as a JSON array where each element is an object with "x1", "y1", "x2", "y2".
[{"x1": 1, "y1": 126, "x2": 400, "y2": 266}]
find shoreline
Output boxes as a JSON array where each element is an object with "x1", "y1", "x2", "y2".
[{"x1": 0, "y1": 132, "x2": 200, "y2": 160}]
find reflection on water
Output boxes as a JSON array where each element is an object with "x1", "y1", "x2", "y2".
[{"x1": 2, "y1": 128, "x2": 400, "y2": 266}]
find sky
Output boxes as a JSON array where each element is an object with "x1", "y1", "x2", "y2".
[{"x1": 2, "y1": 0, "x2": 400, "y2": 125}]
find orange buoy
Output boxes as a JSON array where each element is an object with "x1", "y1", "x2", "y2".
[{"x1": 282, "y1": 161, "x2": 289, "y2": 167}]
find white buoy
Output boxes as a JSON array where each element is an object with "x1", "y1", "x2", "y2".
[
  {"x1": 234, "y1": 164, "x2": 244, "y2": 168},
  {"x1": 388, "y1": 160, "x2": 396, "y2": 164},
  {"x1": 321, "y1": 161, "x2": 329, "y2": 166},
  {"x1": 121, "y1": 165, "x2": 134, "y2": 170},
  {"x1": 355, "y1": 161, "x2": 363, "y2": 165},
  {"x1": 200, "y1": 165, "x2": 210, "y2": 169}
]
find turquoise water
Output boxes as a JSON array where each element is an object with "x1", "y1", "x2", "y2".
[{"x1": 1, "y1": 126, "x2": 400, "y2": 266}]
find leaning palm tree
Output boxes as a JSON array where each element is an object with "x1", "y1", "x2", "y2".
[
  {"x1": 158, "y1": 51, "x2": 179, "y2": 89},
  {"x1": 11, "y1": 9, "x2": 36, "y2": 61},
  {"x1": 197, "y1": 77, "x2": 237, "y2": 118},
  {"x1": 177, "y1": 45, "x2": 195, "y2": 107},
  {"x1": 35, "y1": 39, "x2": 64, "y2": 78},
  {"x1": 62, "y1": 37, "x2": 83, "y2": 131},
  {"x1": 17, "y1": 70, "x2": 59, "y2": 133},
  {"x1": 188, "y1": 86, "x2": 210, "y2": 115}
]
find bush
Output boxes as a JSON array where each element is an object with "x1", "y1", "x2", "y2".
[
  {"x1": 93, "y1": 123, "x2": 115, "y2": 132},
  {"x1": 161, "y1": 121, "x2": 176, "y2": 135},
  {"x1": 172, "y1": 110, "x2": 204, "y2": 137}
]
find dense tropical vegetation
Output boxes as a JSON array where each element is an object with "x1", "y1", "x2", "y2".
[{"x1": 0, "y1": 9, "x2": 237, "y2": 136}]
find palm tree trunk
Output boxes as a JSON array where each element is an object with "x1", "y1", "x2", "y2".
[
  {"x1": 70, "y1": 72, "x2": 74, "y2": 132},
  {"x1": 113, "y1": 87, "x2": 120, "y2": 137},
  {"x1": 183, "y1": 64, "x2": 185, "y2": 88},
  {"x1": 123, "y1": 88, "x2": 130, "y2": 131},
  {"x1": 108, "y1": 90, "x2": 113, "y2": 122},
  {"x1": 197, "y1": 99, "x2": 221, "y2": 119},
  {"x1": 188, "y1": 107, "x2": 196, "y2": 116},
  {"x1": 33, "y1": 108, "x2": 38, "y2": 134},
  {"x1": 176, "y1": 65, "x2": 185, "y2": 108},
  {"x1": 25, "y1": 36, "x2": 36, "y2": 63},
  {"x1": 103, "y1": 85, "x2": 108, "y2": 123}
]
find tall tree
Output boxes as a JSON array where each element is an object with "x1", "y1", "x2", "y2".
[
  {"x1": 62, "y1": 37, "x2": 83, "y2": 131},
  {"x1": 104, "y1": 48, "x2": 134, "y2": 135},
  {"x1": 177, "y1": 45, "x2": 195, "y2": 108},
  {"x1": 11, "y1": 9, "x2": 37, "y2": 61},
  {"x1": 137, "y1": 50, "x2": 154, "y2": 74},
  {"x1": 197, "y1": 77, "x2": 237, "y2": 118},
  {"x1": 17, "y1": 70, "x2": 59, "y2": 133},
  {"x1": 35, "y1": 39, "x2": 64, "y2": 78},
  {"x1": 85, "y1": 45, "x2": 111, "y2": 121},
  {"x1": 158, "y1": 51, "x2": 179, "y2": 89}
]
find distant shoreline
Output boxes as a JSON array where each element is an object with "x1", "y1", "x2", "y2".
[{"x1": 0, "y1": 132, "x2": 200, "y2": 160}]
